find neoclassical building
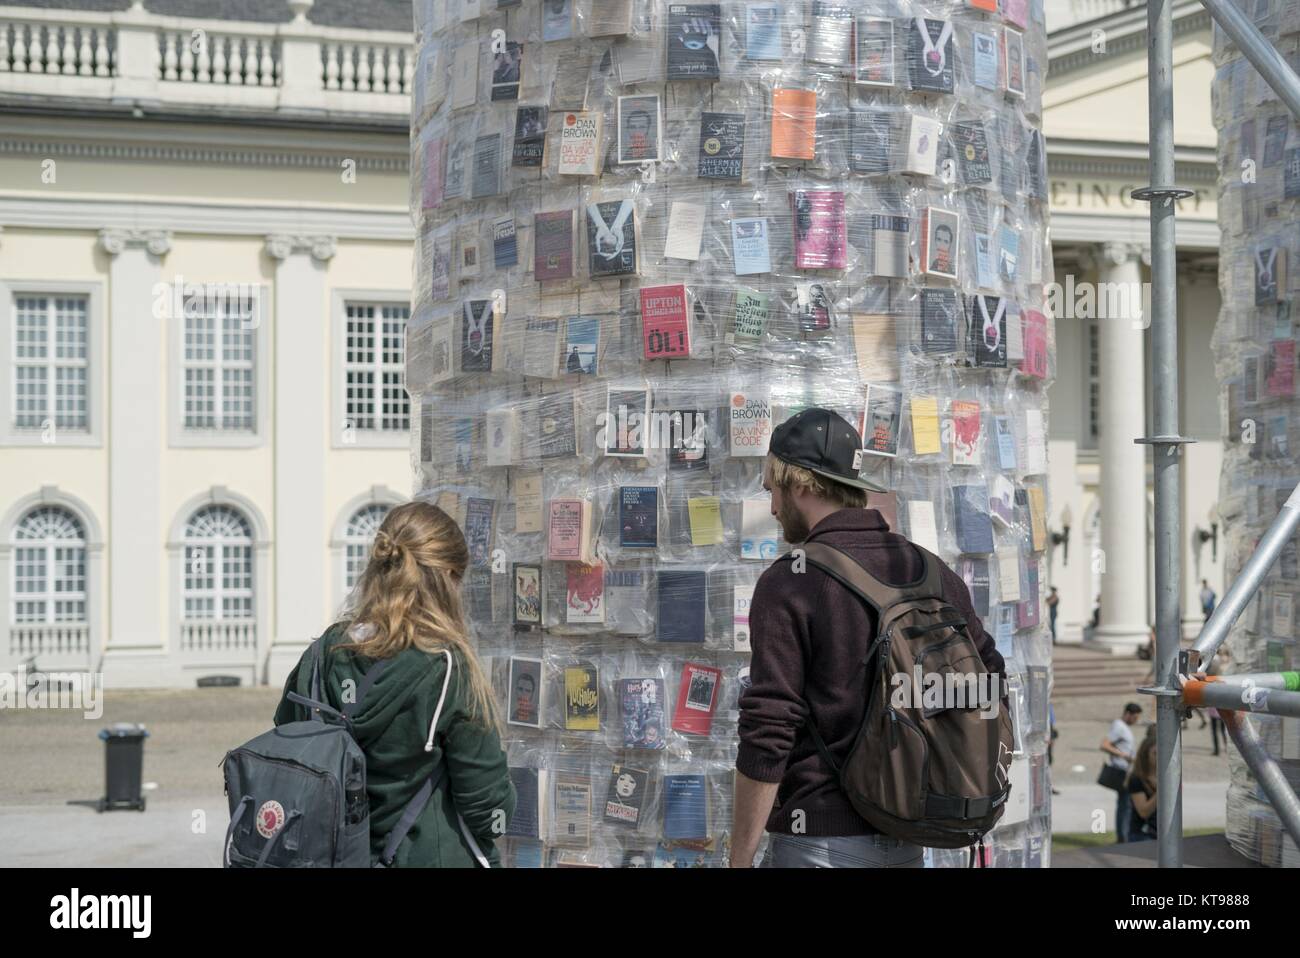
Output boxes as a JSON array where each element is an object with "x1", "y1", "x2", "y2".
[{"x1": 0, "y1": 0, "x2": 1226, "y2": 686}]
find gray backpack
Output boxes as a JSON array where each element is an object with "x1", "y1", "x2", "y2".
[{"x1": 221, "y1": 639, "x2": 451, "y2": 868}]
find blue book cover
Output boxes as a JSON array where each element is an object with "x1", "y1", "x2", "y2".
[
  {"x1": 511, "y1": 839, "x2": 544, "y2": 868},
  {"x1": 745, "y1": 4, "x2": 783, "y2": 59},
  {"x1": 662, "y1": 774, "x2": 709, "y2": 839},
  {"x1": 997, "y1": 225, "x2": 1020, "y2": 283},
  {"x1": 953, "y1": 484, "x2": 994, "y2": 555},
  {"x1": 731, "y1": 217, "x2": 771, "y2": 275},
  {"x1": 563, "y1": 316, "x2": 599, "y2": 376},
  {"x1": 619, "y1": 486, "x2": 659, "y2": 548},
  {"x1": 972, "y1": 31, "x2": 999, "y2": 90},
  {"x1": 506, "y1": 767, "x2": 540, "y2": 838},
  {"x1": 995, "y1": 416, "x2": 1017, "y2": 470},
  {"x1": 657, "y1": 570, "x2": 707, "y2": 643}
]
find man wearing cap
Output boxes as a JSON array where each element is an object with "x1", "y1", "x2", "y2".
[
  {"x1": 1101, "y1": 702, "x2": 1143, "y2": 843},
  {"x1": 730, "y1": 407, "x2": 1006, "y2": 868}
]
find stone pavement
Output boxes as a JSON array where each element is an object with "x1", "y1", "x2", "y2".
[{"x1": 0, "y1": 679, "x2": 1237, "y2": 866}]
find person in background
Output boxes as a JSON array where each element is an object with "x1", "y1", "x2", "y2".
[
  {"x1": 1126, "y1": 725, "x2": 1159, "y2": 841},
  {"x1": 1048, "y1": 702, "x2": 1060, "y2": 796},
  {"x1": 1100, "y1": 702, "x2": 1142, "y2": 842},
  {"x1": 1046, "y1": 587, "x2": 1060, "y2": 644},
  {"x1": 1091, "y1": 595, "x2": 1101, "y2": 629},
  {"x1": 274, "y1": 501, "x2": 515, "y2": 867},
  {"x1": 1208, "y1": 646, "x2": 1230, "y2": 756},
  {"x1": 1200, "y1": 579, "x2": 1217, "y2": 622}
]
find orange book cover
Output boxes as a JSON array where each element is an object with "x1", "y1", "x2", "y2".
[
  {"x1": 968, "y1": 0, "x2": 997, "y2": 10},
  {"x1": 770, "y1": 88, "x2": 817, "y2": 161}
]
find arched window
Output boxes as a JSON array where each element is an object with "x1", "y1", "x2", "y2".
[
  {"x1": 344, "y1": 503, "x2": 390, "y2": 591},
  {"x1": 182, "y1": 505, "x2": 253, "y2": 622},
  {"x1": 12, "y1": 506, "x2": 86, "y2": 624}
]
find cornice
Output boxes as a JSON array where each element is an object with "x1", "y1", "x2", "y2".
[
  {"x1": 1049, "y1": 3, "x2": 1211, "y2": 77},
  {"x1": 0, "y1": 137, "x2": 408, "y2": 173}
]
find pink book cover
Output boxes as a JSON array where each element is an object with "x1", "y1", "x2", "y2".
[
  {"x1": 792, "y1": 190, "x2": 847, "y2": 269},
  {"x1": 422, "y1": 138, "x2": 445, "y2": 210},
  {"x1": 1003, "y1": 0, "x2": 1028, "y2": 28},
  {"x1": 546, "y1": 499, "x2": 585, "y2": 561},
  {"x1": 640, "y1": 284, "x2": 691, "y2": 359},
  {"x1": 671, "y1": 662, "x2": 721, "y2": 736},
  {"x1": 1267, "y1": 339, "x2": 1295, "y2": 397},
  {"x1": 1021, "y1": 309, "x2": 1048, "y2": 379}
]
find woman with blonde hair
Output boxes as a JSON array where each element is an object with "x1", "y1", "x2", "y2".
[
  {"x1": 1126, "y1": 724, "x2": 1159, "y2": 841},
  {"x1": 274, "y1": 500, "x2": 515, "y2": 867}
]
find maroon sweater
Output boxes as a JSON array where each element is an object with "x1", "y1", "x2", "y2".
[{"x1": 736, "y1": 508, "x2": 1006, "y2": 836}]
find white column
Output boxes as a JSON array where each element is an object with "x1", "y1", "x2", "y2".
[
  {"x1": 265, "y1": 234, "x2": 335, "y2": 685},
  {"x1": 99, "y1": 228, "x2": 172, "y2": 686},
  {"x1": 1087, "y1": 241, "x2": 1150, "y2": 655}
]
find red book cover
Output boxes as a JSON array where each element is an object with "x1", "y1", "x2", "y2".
[
  {"x1": 1268, "y1": 339, "x2": 1295, "y2": 397},
  {"x1": 640, "y1": 284, "x2": 691, "y2": 359},
  {"x1": 534, "y1": 210, "x2": 575, "y2": 282},
  {"x1": 1021, "y1": 309, "x2": 1048, "y2": 379},
  {"x1": 671, "y1": 662, "x2": 721, "y2": 736},
  {"x1": 791, "y1": 190, "x2": 847, "y2": 269}
]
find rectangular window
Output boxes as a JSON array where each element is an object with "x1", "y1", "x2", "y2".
[
  {"x1": 345, "y1": 302, "x2": 410, "y2": 434},
  {"x1": 12, "y1": 295, "x2": 89, "y2": 431},
  {"x1": 182, "y1": 296, "x2": 256, "y2": 431}
]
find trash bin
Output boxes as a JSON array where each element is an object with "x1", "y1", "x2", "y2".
[{"x1": 97, "y1": 723, "x2": 148, "y2": 812}]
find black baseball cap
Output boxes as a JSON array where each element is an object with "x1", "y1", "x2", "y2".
[{"x1": 768, "y1": 407, "x2": 888, "y2": 494}]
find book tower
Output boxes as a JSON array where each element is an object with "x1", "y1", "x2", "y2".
[
  {"x1": 1211, "y1": 0, "x2": 1300, "y2": 868},
  {"x1": 408, "y1": 0, "x2": 1056, "y2": 867}
]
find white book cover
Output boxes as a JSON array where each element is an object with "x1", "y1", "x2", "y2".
[
  {"x1": 460, "y1": 0, "x2": 482, "y2": 21},
  {"x1": 903, "y1": 115, "x2": 942, "y2": 176},
  {"x1": 907, "y1": 500, "x2": 940, "y2": 553},
  {"x1": 486, "y1": 406, "x2": 517, "y2": 467},
  {"x1": 729, "y1": 392, "x2": 772, "y2": 457},
  {"x1": 665, "y1": 201, "x2": 707, "y2": 261},
  {"x1": 734, "y1": 584, "x2": 755, "y2": 652},
  {"x1": 558, "y1": 111, "x2": 602, "y2": 175},
  {"x1": 997, "y1": 547, "x2": 1022, "y2": 603},
  {"x1": 450, "y1": 42, "x2": 479, "y2": 109},
  {"x1": 740, "y1": 498, "x2": 779, "y2": 560},
  {"x1": 1024, "y1": 409, "x2": 1047, "y2": 475}
]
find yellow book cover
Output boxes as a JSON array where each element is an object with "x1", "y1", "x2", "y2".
[
  {"x1": 688, "y1": 497, "x2": 725, "y2": 546},
  {"x1": 911, "y1": 396, "x2": 942, "y2": 455}
]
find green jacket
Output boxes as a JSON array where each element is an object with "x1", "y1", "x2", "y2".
[{"x1": 274, "y1": 623, "x2": 515, "y2": 868}]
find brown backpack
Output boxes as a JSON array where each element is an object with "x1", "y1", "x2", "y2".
[{"x1": 798, "y1": 541, "x2": 1015, "y2": 853}]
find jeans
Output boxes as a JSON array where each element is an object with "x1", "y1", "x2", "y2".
[
  {"x1": 761, "y1": 833, "x2": 924, "y2": 868},
  {"x1": 1115, "y1": 790, "x2": 1133, "y2": 843}
]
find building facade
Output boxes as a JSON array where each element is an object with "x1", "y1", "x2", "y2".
[{"x1": 0, "y1": 0, "x2": 1227, "y2": 686}]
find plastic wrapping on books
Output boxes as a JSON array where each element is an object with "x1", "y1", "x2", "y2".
[
  {"x1": 1210, "y1": 0, "x2": 1300, "y2": 869},
  {"x1": 411, "y1": 0, "x2": 1056, "y2": 866}
]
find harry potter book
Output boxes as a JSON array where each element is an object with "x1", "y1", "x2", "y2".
[{"x1": 620, "y1": 677, "x2": 666, "y2": 749}]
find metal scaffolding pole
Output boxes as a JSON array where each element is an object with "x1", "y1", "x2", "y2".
[
  {"x1": 1134, "y1": 0, "x2": 1195, "y2": 869},
  {"x1": 1185, "y1": 679, "x2": 1300, "y2": 720},
  {"x1": 1221, "y1": 710, "x2": 1300, "y2": 849}
]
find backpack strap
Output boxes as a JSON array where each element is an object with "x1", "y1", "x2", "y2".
[{"x1": 797, "y1": 541, "x2": 945, "y2": 611}]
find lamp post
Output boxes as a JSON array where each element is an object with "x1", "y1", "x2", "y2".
[{"x1": 1051, "y1": 503, "x2": 1072, "y2": 567}]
